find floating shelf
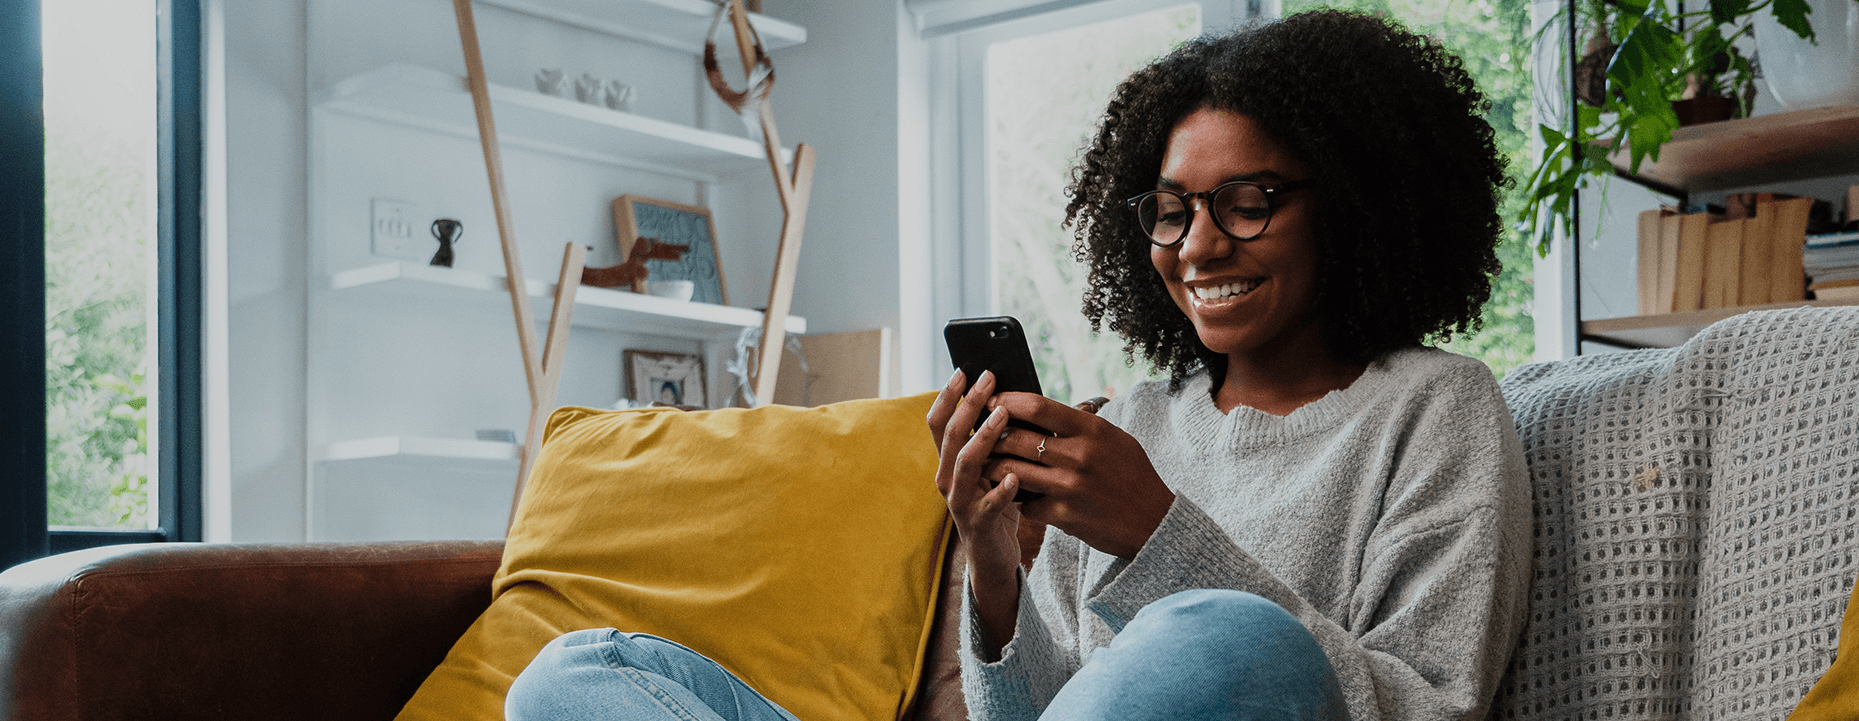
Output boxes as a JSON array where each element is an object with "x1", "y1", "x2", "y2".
[
  {"x1": 316, "y1": 64, "x2": 786, "y2": 180},
  {"x1": 477, "y1": 0, "x2": 805, "y2": 54},
  {"x1": 329, "y1": 261, "x2": 806, "y2": 339},
  {"x1": 1610, "y1": 104, "x2": 1859, "y2": 194},
  {"x1": 317, "y1": 436, "x2": 520, "y2": 476},
  {"x1": 1580, "y1": 298, "x2": 1859, "y2": 348}
]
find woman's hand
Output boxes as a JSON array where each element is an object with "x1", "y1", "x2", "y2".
[
  {"x1": 984, "y1": 392, "x2": 1175, "y2": 560},
  {"x1": 927, "y1": 369, "x2": 1026, "y2": 651}
]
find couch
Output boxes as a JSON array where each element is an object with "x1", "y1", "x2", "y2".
[{"x1": 4, "y1": 306, "x2": 1856, "y2": 721}]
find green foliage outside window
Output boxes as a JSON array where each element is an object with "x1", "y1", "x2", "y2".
[
  {"x1": 989, "y1": 7, "x2": 1204, "y2": 403},
  {"x1": 1284, "y1": 0, "x2": 1538, "y2": 378},
  {"x1": 45, "y1": 124, "x2": 153, "y2": 529}
]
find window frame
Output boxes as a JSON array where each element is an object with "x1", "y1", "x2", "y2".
[
  {"x1": 922, "y1": 0, "x2": 1255, "y2": 380},
  {"x1": 1, "y1": 0, "x2": 203, "y2": 570}
]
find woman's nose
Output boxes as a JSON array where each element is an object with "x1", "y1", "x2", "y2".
[{"x1": 1176, "y1": 198, "x2": 1233, "y2": 267}]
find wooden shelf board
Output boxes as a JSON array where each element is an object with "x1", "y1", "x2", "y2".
[
  {"x1": 329, "y1": 261, "x2": 805, "y2": 339},
  {"x1": 477, "y1": 0, "x2": 804, "y2": 54},
  {"x1": 317, "y1": 64, "x2": 786, "y2": 179},
  {"x1": 1610, "y1": 104, "x2": 1859, "y2": 193},
  {"x1": 1580, "y1": 297, "x2": 1859, "y2": 348}
]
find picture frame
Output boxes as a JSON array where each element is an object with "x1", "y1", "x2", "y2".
[
  {"x1": 624, "y1": 350, "x2": 707, "y2": 409},
  {"x1": 612, "y1": 195, "x2": 727, "y2": 304}
]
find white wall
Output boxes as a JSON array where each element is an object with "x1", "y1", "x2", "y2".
[
  {"x1": 212, "y1": 0, "x2": 918, "y2": 541},
  {"x1": 221, "y1": 0, "x2": 309, "y2": 541},
  {"x1": 760, "y1": 0, "x2": 908, "y2": 339}
]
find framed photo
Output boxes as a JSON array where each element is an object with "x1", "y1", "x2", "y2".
[
  {"x1": 612, "y1": 195, "x2": 727, "y2": 305},
  {"x1": 624, "y1": 350, "x2": 707, "y2": 408}
]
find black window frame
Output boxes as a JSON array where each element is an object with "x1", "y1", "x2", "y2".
[{"x1": 2, "y1": 0, "x2": 203, "y2": 570}]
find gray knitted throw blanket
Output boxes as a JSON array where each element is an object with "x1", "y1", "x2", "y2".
[{"x1": 1490, "y1": 306, "x2": 1859, "y2": 720}]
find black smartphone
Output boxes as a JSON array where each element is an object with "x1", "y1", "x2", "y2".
[{"x1": 944, "y1": 316, "x2": 1047, "y2": 502}]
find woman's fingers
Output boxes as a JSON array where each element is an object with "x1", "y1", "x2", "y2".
[
  {"x1": 991, "y1": 427, "x2": 1064, "y2": 467},
  {"x1": 935, "y1": 371, "x2": 994, "y2": 496},
  {"x1": 973, "y1": 473, "x2": 1021, "y2": 516},
  {"x1": 949, "y1": 405, "x2": 1009, "y2": 508},
  {"x1": 925, "y1": 368, "x2": 966, "y2": 448},
  {"x1": 989, "y1": 391, "x2": 1097, "y2": 438}
]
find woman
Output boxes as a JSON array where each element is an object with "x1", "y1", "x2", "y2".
[
  {"x1": 930, "y1": 10, "x2": 1530, "y2": 721},
  {"x1": 507, "y1": 10, "x2": 1528, "y2": 721}
]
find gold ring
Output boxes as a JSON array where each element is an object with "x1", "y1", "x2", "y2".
[{"x1": 1036, "y1": 436, "x2": 1047, "y2": 463}]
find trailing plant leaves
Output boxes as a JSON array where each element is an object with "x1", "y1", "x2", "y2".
[
  {"x1": 1614, "y1": 0, "x2": 1655, "y2": 29},
  {"x1": 1770, "y1": 0, "x2": 1816, "y2": 41},
  {"x1": 1607, "y1": 8, "x2": 1683, "y2": 170},
  {"x1": 1709, "y1": 0, "x2": 1752, "y2": 27}
]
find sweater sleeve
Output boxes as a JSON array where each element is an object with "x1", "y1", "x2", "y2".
[
  {"x1": 956, "y1": 527, "x2": 1087, "y2": 721},
  {"x1": 1088, "y1": 366, "x2": 1532, "y2": 721}
]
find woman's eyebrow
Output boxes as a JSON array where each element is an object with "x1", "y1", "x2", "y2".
[{"x1": 1155, "y1": 170, "x2": 1288, "y2": 189}]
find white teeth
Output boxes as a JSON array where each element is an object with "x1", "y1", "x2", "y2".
[{"x1": 1193, "y1": 280, "x2": 1261, "y2": 301}]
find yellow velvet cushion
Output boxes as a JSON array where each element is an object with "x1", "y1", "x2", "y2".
[
  {"x1": 396, "y1": 393, "x2": 950, "y2": 721},
  {"x1": 1790, "y1": 578, "x2": 1859, "y2": 719}
]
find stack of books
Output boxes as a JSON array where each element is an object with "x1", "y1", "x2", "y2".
[
  {"x1": 1807, "y1": 229, "x2": 1859, "y2": 302},
  {"x1": 1637, "y1": 195, "x2": 1813, "y2": 315}
]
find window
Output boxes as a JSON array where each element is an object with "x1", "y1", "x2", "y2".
[
  {"x1": 1, "y1": 0, "x2": 202, "y2": 570},
  {"x1": 985, "y1": 6, "x2": 1202, "y2": 402},
  {"x1": 931, "y1": 0, "x2": 1248, "y2": 402},
  {"x1": 1278, "y1": 0, "x2": 1537, "y2": 377}
]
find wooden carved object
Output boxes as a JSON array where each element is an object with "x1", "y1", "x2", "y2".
[{"x1": 581, "y1": 238, "x2": 689, "y2": 290}]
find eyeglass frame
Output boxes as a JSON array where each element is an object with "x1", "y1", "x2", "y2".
[{"x1": 1124, "y1": 178, "x2": 1317, "y2": 247}]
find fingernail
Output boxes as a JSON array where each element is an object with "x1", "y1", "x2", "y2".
[
  {"x1": 979, "y1": 370, "x2": 995, "y2": 386},
  {"x1": 988, "y1": 406, "x2": 1008, "y2": 426},
  {"x1": 947, "y1": 368, "x2": 964, "y2": 387},
  {"x1": 1003, "y1": 473, "x2": 1017, "y2": 490}
]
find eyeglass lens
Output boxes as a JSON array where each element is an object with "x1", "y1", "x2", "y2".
[{"x1": 1137, "y1": 183, "x2": 1272, "y2": 245}]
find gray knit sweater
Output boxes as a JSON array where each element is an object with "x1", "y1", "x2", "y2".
[{"x1": 959, "y1": 347, "x2": 1533, "y2": 720}]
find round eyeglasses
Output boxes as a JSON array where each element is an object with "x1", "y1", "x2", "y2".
[{"x1": 1125, "y1": 179, "x2": 1316, "y2": 247}]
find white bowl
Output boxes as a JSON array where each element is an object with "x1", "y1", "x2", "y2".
[
  {"x1": 1756, "y1": 0, "x2": 1859, "y2": 111},
  {"x1": 646, "y1": 280, "x2": 695, "y2": 302}
]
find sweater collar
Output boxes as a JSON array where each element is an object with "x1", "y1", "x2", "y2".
[{"x1": 1172, "y1": 348, "x2": 1420, "y2": 452}]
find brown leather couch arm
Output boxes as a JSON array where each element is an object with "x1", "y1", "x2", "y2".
[{"x1": 0, "y1": 540, "x2": 503, "y2": 721}]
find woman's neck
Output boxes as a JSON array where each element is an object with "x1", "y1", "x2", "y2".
[{"x1": 1211, "y1": 335, "x2": 1367, "y2": 417}]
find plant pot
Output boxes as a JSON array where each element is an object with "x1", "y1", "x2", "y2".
[
  {"x1": 1755, "y1": 0, "x2": 1859, "y2": 111},
  {"x1": 1674, "y1": 96, "x2": 1738, "y2": 126}
]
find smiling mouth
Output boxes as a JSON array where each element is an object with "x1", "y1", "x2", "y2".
[{"x1": 1191, "y1": 279, "x2": 1263, "y2": 302}]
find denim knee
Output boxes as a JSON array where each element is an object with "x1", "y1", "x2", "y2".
[
  {"x1": 1045, "y1": 590, "x2": 1348, "y2": 720},
  {"x1": 1132, "y1": 589, "x2": 1306, "y2": 646},
  {"x1": 1131, "y1": 589, "x2": 1343, "y2": 700}
]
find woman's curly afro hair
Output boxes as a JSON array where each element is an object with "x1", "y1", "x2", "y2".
[{"x1": 1066, "y1": 9, "x2": 1508, "y2": 387}]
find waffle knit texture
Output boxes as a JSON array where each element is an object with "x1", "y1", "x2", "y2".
[
  {"x1": 959, "y1": 347, "x2": 1534, "y2": 720},
  {"x1": 1489, "y1": 307, "x2": 1859, "y2": 720}
]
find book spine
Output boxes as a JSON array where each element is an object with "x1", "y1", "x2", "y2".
[
  {"x1": 1768, "y1": 197, "x2": 1813, "y2": 303},
  {"x1": 1638, "y1": 209, "x2": 1662, "y2": 316},
  {"x1": 1657, "y1": 211, "x2": 1680, "y2": 314},
  {"x1": 1674, "y1": 212, "x2": 1711, "y2": 312},
  {"x1": 1703, "y1": 218, "x2": 1744, "y2": 309},
  {"x1": 1739, "y1": 205, "x2": 1774, "y2": 305}
]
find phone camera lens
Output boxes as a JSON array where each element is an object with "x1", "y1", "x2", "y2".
[{"x1": 989, "y1": 329, "x2": 1007, "y2": 339}]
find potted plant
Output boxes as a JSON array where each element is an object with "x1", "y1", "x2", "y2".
[{"x1": 1517, "y1": 0, "x2": 1818, "y2": 255}]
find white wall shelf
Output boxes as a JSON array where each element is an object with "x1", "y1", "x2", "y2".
[
  {"x1": 320, "y1": 435, "x2": 519, "y2": 464},
  {"x1": 329, "y1": 261, "x2": 806, "y2": 339},
  {"x1": 319, "y1": 436, "x2": 519, "y2": 486},
  {"x1": 478, "y1": 0, "x2": 805, "y2": 54},
  {"x1": 316, "y1": 64, "x2": 787, "y2": 180}
]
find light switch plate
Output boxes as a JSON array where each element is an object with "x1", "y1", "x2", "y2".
[{"x1": 370, "y1": 198, "x2": 426, "y2": 261}]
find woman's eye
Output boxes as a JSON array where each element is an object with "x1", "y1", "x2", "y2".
[
  {"x1": 1226, "y1": 206, "x2": 1269, "y2": 221},
  {"x1": 1157, "y1": 211, "x2": 1189, "y2": 226}
]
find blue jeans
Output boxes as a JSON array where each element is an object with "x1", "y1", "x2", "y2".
[{"x1": 505, "y1": 589, "x2": 1347, "y2": 721}]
